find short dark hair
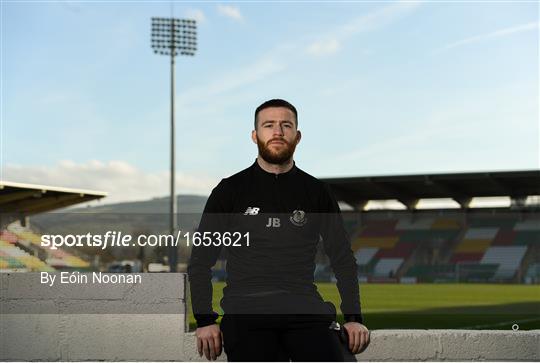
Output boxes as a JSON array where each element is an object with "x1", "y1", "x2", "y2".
[{"x1": 254, "y1": 99, "x2": 298, "y2": 129}]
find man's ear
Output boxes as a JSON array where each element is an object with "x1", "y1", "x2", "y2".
[
  {"x1": 295, "y1": 130, "x2": 302, "y2": 144},
  {"x1": 251, "y1": 129, "x2": 257, "y2": 144}
]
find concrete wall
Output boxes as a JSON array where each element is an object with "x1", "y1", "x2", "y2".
[
  {"x1": 1, "y1": 273, "x2": 539, "y2": 361},
  {"x1": 1, "y1": 273, "x2": 187, "y2": 361},
  {"x1": 184, "y1": 330, "x2": 540, "y2": 362}
]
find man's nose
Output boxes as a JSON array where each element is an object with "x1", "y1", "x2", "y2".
[{"x1": 273, "y1": 124, "x2": 284, "y2": 136}]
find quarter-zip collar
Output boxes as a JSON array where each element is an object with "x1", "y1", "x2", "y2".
[{"x1": 252, "y1": 158, "x2": 298, "y2": 179}]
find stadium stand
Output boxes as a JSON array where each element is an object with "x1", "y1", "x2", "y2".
[
  {"x1": 0, "y1": 181, "x2": 106, "y2": 229},
  {"x1": 322, "y1": 170, "x2": 540, "y2": 283},
  {"x1": 0, "y1": 237, "x2": 53, "y2": 272},
  {"x1": 6, "y1": 222, "x2": 91, "y2": 270},
  {"x1": 0, "y1": 223, "x2": 92, "y2": 271},
  {"x1": 346, "y1": 212, "x2": 539, "y2": 282},
  {"x1": 0, "y1": 181, "x2": 106, "y2": 272}
]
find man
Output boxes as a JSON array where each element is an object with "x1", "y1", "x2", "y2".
[{"x1": 188, "y1": 99, "x2": 369, "y2": 361}]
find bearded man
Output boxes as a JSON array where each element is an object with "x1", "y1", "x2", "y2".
[{"x1": 188, "y1": 99, "x2": 369, "y2": 361}]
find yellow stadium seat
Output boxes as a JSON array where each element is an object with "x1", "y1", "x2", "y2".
[
  {"x1": 432, "y1": 218, "x2": 461, "y2": 229},
  {"x1": 455, "y1": 239, "x2": 492, "y2": 253},
  {"x1": 352, "y1": 236, "x2": 399, "y2": 250}
]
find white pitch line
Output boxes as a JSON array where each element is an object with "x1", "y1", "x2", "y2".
[{"x1": 461, "y1": 317, "x2": 540, "y2": 330}]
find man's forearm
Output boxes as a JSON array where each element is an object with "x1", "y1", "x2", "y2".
[{"x1": 187, "y1": 246, "x2": 220, "y2": 327}]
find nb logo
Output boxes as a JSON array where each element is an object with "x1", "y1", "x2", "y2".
[
  {"x1": 244, "y1": 207, "x2": 260, "y2": 215},
  {"x1": 266, "y1": 218, "x2": 281, "y2": 228}
]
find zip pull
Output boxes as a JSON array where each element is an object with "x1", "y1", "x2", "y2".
[{"x1": 329, "y1": 321, "x2": 341, "y2": 331}]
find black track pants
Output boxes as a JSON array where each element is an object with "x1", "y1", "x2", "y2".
[{"x1": 220, "y1": 314, "x2": 345, "y2": 362}]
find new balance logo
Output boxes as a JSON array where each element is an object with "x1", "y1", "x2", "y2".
[{"x1": 244, "y1": 207, "x2": 260, "y2": 215}]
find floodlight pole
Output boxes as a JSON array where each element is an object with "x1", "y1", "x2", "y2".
[
  {"x1": 170, "y1": 28, "x2": 176, "y2": 272},
  {"x1": 151, "y1": 17, "x2": 197, "y2": 272}
]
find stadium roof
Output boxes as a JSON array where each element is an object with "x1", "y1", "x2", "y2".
[
  {"x1": 0, "y1": 181, "x2": 107, "y2": 215},
  {"x1": 322, "y1": 170, "x2": 540, "y2": 210}
]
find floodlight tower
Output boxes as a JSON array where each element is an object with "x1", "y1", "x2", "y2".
[{"x1": 151, "y1": 17, "x2": 197, "y2": 272}]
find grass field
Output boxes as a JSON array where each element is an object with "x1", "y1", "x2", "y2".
[{"x1": 188, "y1": 283, "x2": 540, "y2": 331}]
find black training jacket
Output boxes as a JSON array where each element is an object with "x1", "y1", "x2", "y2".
[{"x1": 187, "y1": 160, "x2": 363, "y2": 327}]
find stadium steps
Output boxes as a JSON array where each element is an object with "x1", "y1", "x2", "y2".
[
  {"x1": 524, "y1": 261, "x2": 540, "y2": 283},
  {"x1": 514, "y1": 230, "x2": 540, "y2": 246},
  {"x1": 467, "y1": 215, "x2": 518, "y2": 228},
  {"x1": 449, "y1": 227, "x2": 500, "y2": 263},
  {"x1": 0, "y1": 239, "x2": 53, "y2": 272},
  {"x1": 352, "y1": 236, "x2": 399, "y2": 250},
  {"x1": 354, "y1": 247, "x2": 378, "y2": 265},
  {"x1": 358, "y1": 219, "x2": 398, "y2": 236},
  {"x1": 481, "y1": 246, "x2": 527, "y2": 280},
  {"x1": 440, "y1": 226, "x2": 469, "y2": 263},
  {"x1": 395, "y1": 243, "x2": 422, "y2": 279},
  {"x1": 7, "y1": 222, "x2": 91, "y2": 270},
  {"x1": 432, "y1": 217, "x2": 462, "y2": 229},
  {"x1": 373, "y1": 258, "x2": 403, "y2": 277},
  {"x1": 342, "y1": 214, "x2": 362, "y2": 239},
  {"x1": 491, "y1": 228, "x2": 517, "y2": 246},
  {"x1": 455, "y1": 227, "x2": 498, "y2": 253},
  {"x1": 514, "y1": 216, "x2": 540, "y2": 231},
  {"x1": 395, "y1": 216, "x2": 434, "y2": 230},
  {"x1": 13, "y1": 241, "x2": 36, "y2": 257},
  {"x1": 519, "y1": 244, "x2": 540, "y2": 282}
]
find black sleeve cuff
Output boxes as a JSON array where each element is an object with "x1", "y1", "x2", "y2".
[
  {"x1": 344, "y1": 313, "x2": 364, "y2": 325},
  {"x1": 194, "y1": 312, "x2": 219, "y2": 328}
]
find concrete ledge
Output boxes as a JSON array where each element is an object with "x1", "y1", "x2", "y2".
[
  {"x1": 183, "y1": 330, "x2": 540, "y2": 362},
  {"x1": 2, "y1": 314, "x2": 185, "y2": 361}
]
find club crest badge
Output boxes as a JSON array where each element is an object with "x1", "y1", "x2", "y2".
[{"x1": 290, "y1": 210, "x2": 307, "y2": 226}]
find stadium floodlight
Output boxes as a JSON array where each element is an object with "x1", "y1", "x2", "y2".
[{"x1": 151, "y1": 17, "x2": 197, "y2": 272}]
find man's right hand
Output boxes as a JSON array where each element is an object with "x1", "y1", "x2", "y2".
[{"x1": 196, "y1": 324, "x2": 223, "y2": 361}]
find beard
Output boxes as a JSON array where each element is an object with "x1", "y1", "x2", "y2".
[{"x1": 257, "y1": 136, "x2": 298, "y2": 165}]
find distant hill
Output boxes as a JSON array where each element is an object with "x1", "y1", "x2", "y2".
[
  {"x1": 32, "y1": 194, "x2": 208, "y2": 233},
  {"x1": 66, "y1": 194, "x2": 208, "y2": 214}
]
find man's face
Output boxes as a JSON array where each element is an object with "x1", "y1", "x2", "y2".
[{"x1": 252, "y1": 107, "x2": 301, "y2": 165}]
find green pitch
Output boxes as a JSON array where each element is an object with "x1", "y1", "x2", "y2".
[{"x1": 188, "y1": 283, "x2": 540, "y2": 331}]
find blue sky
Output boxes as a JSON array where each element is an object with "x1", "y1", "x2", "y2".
[{"x1": 1, "y1": 1, "x2": 538, "y2": 203}]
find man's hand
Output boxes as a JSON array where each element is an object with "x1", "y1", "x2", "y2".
[
  {"x1": 343, "y1": 322, "x2": 370, "y2": 354},
  {"x1": 196, "y1": 324, "x2": 223, "y2": 361}
]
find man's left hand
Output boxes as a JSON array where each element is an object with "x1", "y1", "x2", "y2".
[{"x1": 342, "y1": 322, "x2": 370, "y2": 354}]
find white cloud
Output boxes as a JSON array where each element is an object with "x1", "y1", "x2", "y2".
[
  {"x1": 185, "y1": 8, "x2": 206, "y2": 24},
  {"x1": 306, "y1": 1, "x2": 421, "y2": 56},
  {"x1": 307, "y1": 38, "x2": 341, "y2": 56},
  {"x1": 217, "y1": 5, "x2": 243, "y2": 22},
  {"x1": 3, "y1": 160, "x2": 218, "y2": 205},
  {"x1": 177, "y1": 57, "x2": 286, "y2": 106},
  {"x1": 436, "y1": 22, "x2": 539, "y2": 52}
]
